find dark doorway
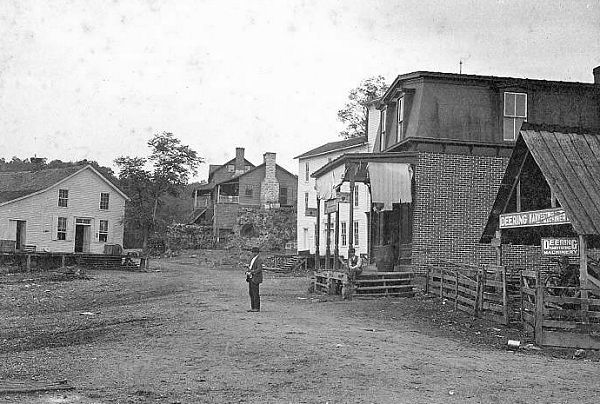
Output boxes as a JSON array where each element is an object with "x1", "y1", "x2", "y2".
[{"x1": 15, "y1": 221, "x2": 26, "y2": 250}]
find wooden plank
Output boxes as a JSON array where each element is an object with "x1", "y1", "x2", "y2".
[
  {"x1": 542, "y1": 330, "x2": 600, "y2": 350},
  {"x1": 0, "y1": 381, "x2": 73, "y2": 394},
  {"x1": 535, "y1": 271, "x2": 544, "y2": 346},
  {"x1": 354, "y1": 278, "x2": 413, "y2": 284},
  {"x1": 543, "y1": 320, "x2": 580, "y2": 330},
  {"x1": 356, "y1": 285, "x2": 415, "y2": 291},
  {"x1": 544, "y1": 294, "x2": 600, "y2": 306},
  {"x1": 484, "y1": 279, "x2": 504, "y2": 288},
  {"x1": 545, "y1": 309, "x2": 600, "y2": 320},
  {"x1": 456, "y1": 294, "x2": 476, "y2": 306},
  {"x1": 354, "y1": 291, "x2": 415, "y2": 298}
]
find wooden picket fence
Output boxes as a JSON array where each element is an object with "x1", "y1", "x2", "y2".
[
  {"x1": 521, "y1": 270, "x2": 600, "y2": 349},
  {"x1": 425, "y1": 260, "x2": 519, "y2": 325}
]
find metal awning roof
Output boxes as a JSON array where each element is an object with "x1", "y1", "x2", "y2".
[{"x1": 481, "y1": 124, "x2": 600, "y2": 242}]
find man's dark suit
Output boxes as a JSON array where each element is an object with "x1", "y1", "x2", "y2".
[{"x1": 248, "y1": 254, "x2": 263, "y2": 311}]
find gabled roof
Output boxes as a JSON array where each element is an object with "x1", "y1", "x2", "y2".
[
  {"x1": 0, "y1": 165, "x2": 130, "y2": 206},
  {"x1": 294, "y1": 136, "x2": 368, "y2": 159},
  {"x1": 481, "y1": 123, "x2": 600, "y2": 242},
  {"x1": 214, "y1": 162, "x2": 297, "y2": 187},
  {"x1": 207, "y1": 158, "x2": 255, "y2": 181}
]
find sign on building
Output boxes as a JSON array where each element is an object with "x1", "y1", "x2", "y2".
[
  {"x1": 337, "y1": 192, "x2": 350, "y2": 203},
  {"x1": 324, "y1": 199, "x2": 338, "y2": 214},
  {"x1": 305, "y1": 208, "x2": 318, "y2": 217},
  {"x1": 499, "y1": 208, "x2": 570, "y2": 229},
  {"x1": 541, "y1": 237, "x2": 579, "y2": 256}
]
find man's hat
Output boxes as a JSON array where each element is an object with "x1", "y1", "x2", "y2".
[{"x1": 251, "y1": 246, "x2": 260, "y2": 253}]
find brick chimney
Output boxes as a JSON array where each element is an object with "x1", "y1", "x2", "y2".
[
  {"x1": 235, "y1": 147, "x2": 245, "y2": 175},
  {"x1": 594, "y1": 66, "x2": 600, "y2": 84},
  {"x1": 260, "y1": 152, "x2": 280, "y2": 208}
]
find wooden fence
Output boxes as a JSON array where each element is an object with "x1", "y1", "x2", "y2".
[
  {"x1": 521, "y1": 270, "x2": 600, "y2": 349},
  {"x1": 425, "y1": 260, "x2": 519, "y2": 325}
]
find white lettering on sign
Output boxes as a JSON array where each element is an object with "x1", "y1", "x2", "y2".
[
  {"x1": 499, "y1": 208, "x2": 570, "y2": 229},
  {"x1": 541, "y1": 237, "x2": 579, "y2": 256}
]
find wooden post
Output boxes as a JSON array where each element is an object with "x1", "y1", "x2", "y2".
[
  {"x1": 348, "y1": 163, "x2": 356, "y2": 252},
  {"x1": 519, "y1": 270, "x2": 524, "y2": 324},
  {"x1": 440, "y1": 269, "x2": 444, "y2": 298},
  {"x1": 502, "y1": 266, "x2": 509, "y2": 325},
  {"x1": 535, "y1": 269, "x2": 544, "y2": 346},
  {"x1": 61, "y1": 255, "x2": 66, "y2": 268},
  {"x1": 315, "y1": 197, "x2": 321, "y2": 270},
  {"x1": 454, "y1": 271, "x2": 459, "y2": 309},
  {"x1": 425, "y1": 266, "x2": 430, "y2": 294},
  {"x1": 579, "y1": 234, "x2": 589, "y2": 324},
  {"x1": 334, "y1": 210, "x2": 340, "y2": 270},
  {"x1": 495, "y1": 230, "x2": 503, "y2": 266},
  {"x1": 474, "y1": 270, "x2": 481, "y2": 316},
  {"x1": 325, "y1": 212, "x2": 331, "y2": 269}
]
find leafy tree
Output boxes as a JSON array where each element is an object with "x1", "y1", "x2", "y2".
[
  {"x1": 115, "y1": 132, "x2": 203, "y2": 249},
  {"x1": 337, "y1": 75, "x2": 388, "y2": 139}
]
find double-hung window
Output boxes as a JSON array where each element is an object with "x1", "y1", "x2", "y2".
[
  {"x1": 380, "y1": 108, "x2": 387, "y2": 149},
  {"x1": 58, "y1": 189, "x2": 68, "y2": 207},
  {"x1": 99, "y1": 220, "x2": 109, "y2": 242},
  {"x1": 57, "y1": 217, "x2": 67, "y2": 240},
  {"x1": 354, "y1": 221, "x2": 359, "y2": 246},
  {"x1": 305, "y1": 162, "x2": 310, "y2": 182},
  {"x1": 354, "y1": 184, "x2": 359, "y2": 207},
  {"x1": 100, "y1": 193, "x2": 109, "y2": 210},
  {"x1": 396, "y1": 97, "x2": 404, "y2": 142},
  {"x1": 503, "y1": 92, "x2": 527, "y2": 141},
  {"x1": 341, "y1": 222, "x2": 347, "y2": 246}
]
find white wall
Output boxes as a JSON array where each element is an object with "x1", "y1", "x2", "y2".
[
  {"x1": 297, "y1": 143, "x2": 371, "y2": 257},
  {"x1": 0, "y1": 168, "x2": 126, "y2": 253}
]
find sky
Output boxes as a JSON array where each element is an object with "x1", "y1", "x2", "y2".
[{"x1": 1, "y1": 0, "x2": 599, "y2": 181}]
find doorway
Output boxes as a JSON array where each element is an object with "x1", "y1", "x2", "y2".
[
  {"x1": 74, "y1": 218, "x2": 92, "y2": 253},
  {"x1": 15, "y1": 220, "x2": 26, "y2": 250}
]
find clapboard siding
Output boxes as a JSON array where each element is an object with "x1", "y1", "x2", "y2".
[{"x1": 0, "y1": 168, "x2": 126, "y2": 253}]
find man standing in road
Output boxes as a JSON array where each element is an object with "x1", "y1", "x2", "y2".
[{"x1": 245, "y1": 246, "x2": 263, "y2": 312}]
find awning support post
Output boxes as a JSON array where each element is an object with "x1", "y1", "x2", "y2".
[{"x1": 315, "y1": 197, "x2": 321, "y2": 270}]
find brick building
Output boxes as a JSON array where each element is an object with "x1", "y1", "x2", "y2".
[
  {"x1": 190, "y1": 148, "x2": 297, "y2": 242},
  {"x1": 312, "y1": 67, "x2": 600, "y2": 271}
]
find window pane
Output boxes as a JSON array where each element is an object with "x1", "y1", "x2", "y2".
[
  {"x1": 503, "y1": 117, "x2": 516, "y2": 141},
  {"x1": 515, "y1": 94, "x2": 527, "y2": 117},
  {"x1": 504, "y1": 93, "x2": 515, "y2": 116}
]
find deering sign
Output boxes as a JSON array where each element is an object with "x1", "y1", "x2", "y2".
[
  {"x1": 541, "y1": 238, "x2": 579, "y2": 256},
  {"x1": 499, "y1": 208, "x2": 570, "y2": 229}
]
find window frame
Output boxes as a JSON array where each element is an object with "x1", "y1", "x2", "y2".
[
  {"x1": 57, "y1": 217, "x2": 67, "y2": 240},
  {"x1": 396, "y1": 97, "x2": 404, "y2": 143},
  {"x1": 380, "y1": 108, "x2": 387, "y2": 149},
  {"x1": 354, "y1": 184, "x2": 359, "y2": 207},
  {"x1": 227, "y1": 164, "x2": 235, "y2": 172},
  {"x1": 100, "y1": 192, "x2": 110, "y2": 210},
  {"x1": 503, "y1": 92, "x2": 527, "y2": 141},
  {"x1": 244, "y1": 185, "x2": 254, "y2": 198},
  {"x1": 354, "y1": 221, "x2": 359, "y2": 246},
  {"x1": 305, "y1": 162, "x2": 310, "y2": 182},
  {"x1": 341, "y1": 222, "x2": 347, "y2": 246},
  {"x1": 304, "y1": 192, "x2": 309, "y2": 211},
  {"x1": 58, "y1": 189, "x2": 68, "y2": 207},
  {"x1": 99, "y1": 220, "x2": 109, "y2": 243}
]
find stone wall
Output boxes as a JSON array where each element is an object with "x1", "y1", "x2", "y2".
[{"x1": 233, "y1": 206, "x2": 296, "y2": 251}]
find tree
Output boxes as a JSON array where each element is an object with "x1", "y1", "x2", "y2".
[
  {"x1": 337, "y1": 76, "x2": 388, "y2": 139},
  {"x1": 115, "y1": 132, "x2": 203, "y2": 249}
]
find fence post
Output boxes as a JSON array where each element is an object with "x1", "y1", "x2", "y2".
[
  {"x1": 474, "y1": 270, "x2": 481, "y2": 316},
  {"x1": 454, "y1": 271, "x2": 459, "y2": 309},
  {"x1": 502, "y1": 266, "x2": 509, "y2": 325},
  {"x1": 519, "y1": 270, "x2": 524, "y2": 325},
  {"x1": 440, "y1": 269, "x2": 444, "y2": 298},
  {"x1": 425, "y1": 266, "x2": 430, "y2": 294},
  {"x1": 535, "y1": 270, "x2": 544, "y2": 346}
]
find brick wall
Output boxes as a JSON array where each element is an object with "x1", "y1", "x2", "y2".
[{"x1": 412, "y1": 151, "x2": 508, "y2": 269}]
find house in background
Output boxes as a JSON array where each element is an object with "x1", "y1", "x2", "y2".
[
  {"x1": 191, "y1": 147, "x2": 298, "y2": 241},
  {"x1": 312, "y1": 66, "x2": 600, "y2": 271},
  {"x1": 295, "y1": 135, "x2": 374, "y2": 258},
  {"x1": 0, "y1": 165, "x2": 129, "y2": 253}
]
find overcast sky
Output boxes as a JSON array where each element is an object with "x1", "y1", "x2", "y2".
[{"x1": 1, "y1": 0, "x2": 599, "y2": 181}]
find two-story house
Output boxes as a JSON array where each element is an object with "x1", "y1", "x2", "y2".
[
  {"x1": 0, "y1": 165, "x2": 129, "y2": 253},
  {"x1": 191, "y1": 148, "x2": 297, "y2": 241},
  {"x1": 296, "y1": 136, "x2": 373, "y2": 259},
  {"x1": 312, "y1": 67, "x2": 600, "y2": 271}
]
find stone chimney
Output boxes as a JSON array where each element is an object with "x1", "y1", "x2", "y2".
[
  {"x1": 594, "y1": 66, "x2": 600, "y2": 84},
  {"x1": 260, "y1": 152, "x2": 280, "y2": 208},
  {"x1": 235, "y1": 147, "x2": 245, "y2": 175}
]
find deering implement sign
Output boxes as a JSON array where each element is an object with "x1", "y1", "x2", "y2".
[
  {"x1": 541, "y1": 238, "x2": 579, "y2": 256},
  {"x1": 499, "y1": 208, "x2": 570, "y2": 229}
]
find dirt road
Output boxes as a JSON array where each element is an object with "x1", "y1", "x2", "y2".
[{"x1": 1, "y1": 255, "x2": 599, "y2": 403}]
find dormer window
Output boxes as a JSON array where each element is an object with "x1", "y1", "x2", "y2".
[
  {"x1": 227, "y1": 164, "x2": 235, "y2": 172},
  {"x1": 396, "y1": 97, "x2": 405, "y2": 143},
  {"x1": 503, "y1": 92, "x2": 527, "y2": 141},
  {"x1": 380, "y1": 108, "x2": 387, "y2": 149}
]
